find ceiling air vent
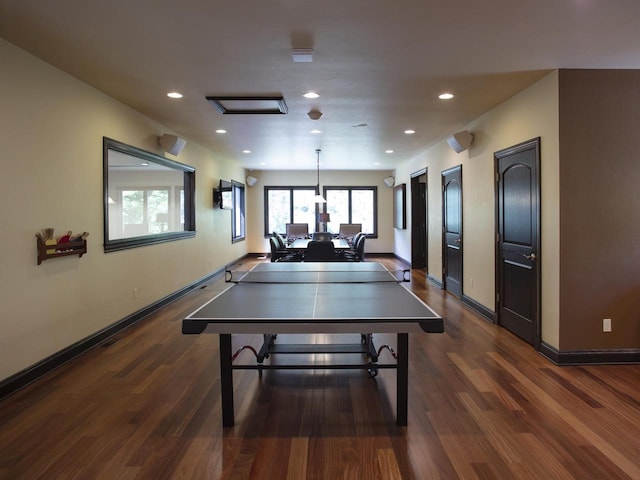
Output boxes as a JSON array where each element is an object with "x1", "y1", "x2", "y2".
[{"x1": 206, "y1": 96, "x2": 288, "y2": 114}]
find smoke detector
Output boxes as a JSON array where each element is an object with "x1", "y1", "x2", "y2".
[{"x1": 307, "y1": 109, "x2": 322, "y2": 120}]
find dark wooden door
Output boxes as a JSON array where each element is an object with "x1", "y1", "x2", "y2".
[
  {"x1": 442, "y1": 166, "x2": 462, "y2": 298},
  {"x1": 411, "y1": 171, "x2": 427, "y2": 269},
  {"x1": 495, "y1": 138, "x2": 541, "y2": 346}
]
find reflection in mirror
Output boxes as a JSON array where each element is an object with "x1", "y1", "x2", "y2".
[{"x1": 103, "y1": 137, "x2": 195, "y2": 252}]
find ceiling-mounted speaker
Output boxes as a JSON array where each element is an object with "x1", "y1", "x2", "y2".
[
  {"x1": 246, "y1": 175, "x2": 258, "y2": 187},
  {"x1": 158, "y1": 134, "x2": 187, "y2": 156},
  {"x1": 446, "y1": 130, "x2": 474, "y2": 153},
  {"x1": 383, "y1": 176, "x2": 395, "y2": 188}
]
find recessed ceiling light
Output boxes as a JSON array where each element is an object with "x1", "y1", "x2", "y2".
[
  {"x1": 167, "y1": 92, "x2": 183, "y2": 99},
  {"x1": 404, "y1": 129, "x2": 416, "y2": 135},
  {"x1": 141, "y1": 162, "x2": 149, "y2": 166},
  {"x1": 243, "y1": 150, "x2": 251, "y2": 154},
  {"x1": 373, "y1": 162, "x2": 380, "y2": 166},
  {"x1": 385, "y1": 150, "x2": 394, "y2": 154},
  {"x1": 439, "y1": 92, "x2": 454, "y2": 100},
  {"x1": 292, "y1": 48, "x2": 314, "y2": 63},
  {"x1": 215, "y1": 129, "x2": 227, "y2": 134},
  {"x1": 303, "y1": 91, "x2": 319, "y2": 99},
  {"x1": 310, "y1": 129, "x2": 322, "y2": 134}
]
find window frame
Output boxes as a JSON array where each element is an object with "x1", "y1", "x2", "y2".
[
  {"x1": 231, "y1": 180, "x2": 246, "y2": 243},
  {"x1": 323, "y1": 186, "x2": 378, "y2": 237},
  {"x1": 263, "y1": 186, "x2": 319, "y2": 236}
]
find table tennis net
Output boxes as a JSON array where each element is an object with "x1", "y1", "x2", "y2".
[{"x1": 225, "y1": 268, "x2": 411, "y2": 284}]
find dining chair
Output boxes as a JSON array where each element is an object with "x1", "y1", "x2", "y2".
[
  {"x1": 338, "y1": 223, "x2": 362, "y2": 245},
  {"x1": 303, "y1": 240, "x2": 339, "y2": 262},
  {"x1": 342, "y1": 234, "x2": 366, "y2": 261},
  {"x1": 354, "y1": 234, "x2": 366, "y2": 261},
  {"x1": 269, "y1": 237, "x2": 287, "y2": 262},
  {"x1": 270, "y1": 236, "x2": 302, "y2": 262},
  {"x1": 285, "y1": 223, "x2": 309, "y2": 241},
  {"x1": 312, "y1": 231, "x2": 333, "y2": 241}
]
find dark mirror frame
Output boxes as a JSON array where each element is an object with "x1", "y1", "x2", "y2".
[{"x1": 103, "y1": 137, "x2": 196, "y2": 253}]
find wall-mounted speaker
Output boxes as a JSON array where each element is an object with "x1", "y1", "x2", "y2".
[
  {"x1": 246, "y1": 175, "x2": 258, "y2": 187},
  {"x1": 446, "y1": 130, "x2": 474, "y2": 153},
  {"x1": 158, "y1": 133, "x2": 187, "y2": 156},
  {"x1": 383, "y1": 176, "x2": 395, "y2": 188}
]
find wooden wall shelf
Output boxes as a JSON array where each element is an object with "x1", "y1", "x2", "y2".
[{"x1": 37, "y1": 237, "x2": 87, "y2": 265}]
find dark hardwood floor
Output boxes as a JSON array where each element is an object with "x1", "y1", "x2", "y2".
[{"x1": 1, "y1": 256, "x2": 639, "y2": 479}]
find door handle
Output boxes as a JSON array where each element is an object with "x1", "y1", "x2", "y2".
[
  {"x1": 455, "y1": 238, "x2": 461, "y2": 244},
  {"x1": 522, "y1": 253, "x2": 536, "y2": 261}
]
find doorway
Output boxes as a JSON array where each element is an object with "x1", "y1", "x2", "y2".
[
  {"x1": 495, "y1": 138, "x2": 541, "y2": 347},
  {"x1": 442, "y1": 166, "x2": 463, "y2": 298},
  {"x1": 410, "y1": 169, "x2": 427, "y2": 269}
]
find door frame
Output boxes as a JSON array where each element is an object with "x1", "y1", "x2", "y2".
[
  {"x1": 442, "y1": 165, "x2": 463, "y2": 297},
  {"x1": 410, "y1": 168, "x2": 427, "y2": 270},
  {"x1": 494, "y1": 137, "x2": 542, "y2": 348}
]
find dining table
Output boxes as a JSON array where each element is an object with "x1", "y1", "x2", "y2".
[{"x1": 287, "y1": 238, "x2": 351, "y2": 250}]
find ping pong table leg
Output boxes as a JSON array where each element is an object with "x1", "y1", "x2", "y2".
[
  {"x1": 219, "y1": 333, "x2": 235, "y2": 427},
  {"x1": 396, "y1": 333, "x2": 408, "y2": 426}
]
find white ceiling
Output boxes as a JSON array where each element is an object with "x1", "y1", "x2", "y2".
[{"x1": 1, "y1": 0, "x2": 640, "y2": 170}]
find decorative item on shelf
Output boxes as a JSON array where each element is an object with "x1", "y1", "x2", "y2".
[
  {"x1": 56, "y1": 231, "x2": 72, "y2": 251},
  {"x1": 36, "y1": 229, "x2": 89, "y2": 265},
  {"x1": 43, "y1": 227, "x2": 57, "y2": 253},
  {"x1": 35, "y1": 232, "x2": 45, "y2": 246},
  {"x1": 58, "y1": 231, "x2": 72, "y2": 243},
  {"x1": 70, "y1": 232, "x2": 90, "y2": 242}
]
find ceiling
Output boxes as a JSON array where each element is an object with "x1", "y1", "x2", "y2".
[{"x1": 1, "y1": 0, "x2": 639, "y2": 170}]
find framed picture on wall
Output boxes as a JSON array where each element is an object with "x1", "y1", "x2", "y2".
[{"x1": 394, "y1": 183, "x2": 406, "y2": 229}]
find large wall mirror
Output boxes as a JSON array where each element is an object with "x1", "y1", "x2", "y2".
[{"x1": 103, "y1": 137, "x2": 196, "y2": 252}]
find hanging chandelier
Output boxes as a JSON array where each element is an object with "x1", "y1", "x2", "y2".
[{"x1": 314, "y1": 148, "x2": 326, "y2": 203}]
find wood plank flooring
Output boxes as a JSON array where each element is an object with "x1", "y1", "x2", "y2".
[{"x1": 1, "y1": 256, "x2": 639, "y2": 479}]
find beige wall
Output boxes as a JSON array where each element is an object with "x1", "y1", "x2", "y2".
[
  {"x1": 558, "y1": 70, "x2": 640, "y2": 350},
  {"x1": 2, "y1": 38, "x2": 635, "y2": 384},
  {"x1": 394, "y1": 71, "x2": 561, "y2": 348},
  {"x1": 245, "y1": 169, "x2": 396, "y2": 254},
  {"x1": 0, "y1": 39, "x2": 247, "y2": 380}
]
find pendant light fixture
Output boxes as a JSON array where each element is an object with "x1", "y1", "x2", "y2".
[{"x1": 314, "y1": 148, "x2": 326, "y2": 203}]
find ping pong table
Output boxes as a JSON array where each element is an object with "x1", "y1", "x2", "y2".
[{"x1": 182, "y1": 262, "x2": 443, "y2": 427}]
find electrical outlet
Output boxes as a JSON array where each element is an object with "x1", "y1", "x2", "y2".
[
  {"x1": 603, "y1": 318, "x2": 612, "y2": 332},
  {"x1": 133, "y1": 288, "x2": 138, "y2": 300}
]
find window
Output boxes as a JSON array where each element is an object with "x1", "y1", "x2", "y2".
[
  {"x1": 231, "y1": 180, "x2": 245, "y2": 242},
  {"x1": 324, "y1": 186, "x2": 377, "y2": 236},
  {"x1": 120, "y1": 187, "x2": 171, "y2": 235},
  {"x1": 103, "y1": 137, "x2": 195, "y2": 252},
  {"x1": 264, "y1": 186, "x2": 318, "y2": 235}
]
